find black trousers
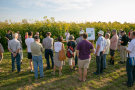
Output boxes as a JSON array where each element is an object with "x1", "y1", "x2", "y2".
[{"x1": 96, "y1": 52, "x2": 104, "y2": 74}]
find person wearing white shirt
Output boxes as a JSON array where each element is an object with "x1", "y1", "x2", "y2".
[
  {"x1": 94, "y1": 30, "x2": 105, "y2": 75},
  {"x1": 52, "y1": 36, "x2": 64, "y2": 76},
  {"x1": 25, "y1": 32, "x2": 34, "y2": 72},
  {"x1": 103, "y1": 33, "x2": 110, "y2": 69},
  {"x1": 126, "y1": 31, "x2": 135, "y2": 87},
  {"x1": 65, "y1": 30, "x2": 70, "y2": 41}
]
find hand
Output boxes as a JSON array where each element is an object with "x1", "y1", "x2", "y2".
[
  {"x1": 95, "y1": 52, "x2": 98, "y2": 56},
  {"x1": 13, "y1": 53, "x2": 17, "y2": 57}
]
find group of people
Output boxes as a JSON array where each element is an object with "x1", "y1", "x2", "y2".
[{"x1": 0, "y1": 28, "x2": 135, "y2": 87}]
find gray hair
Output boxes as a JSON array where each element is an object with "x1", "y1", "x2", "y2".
[
  {"x1": 69, "y1": 35, "x2": 74, "y2": 40},
  {"x1": 105, "y1": 33, "x2": 110, "y2": 38},
  {"x1": 13, "y1": 33, "x2": 18, "y2": 38}
]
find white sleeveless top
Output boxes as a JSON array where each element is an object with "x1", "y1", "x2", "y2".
[{"x1": 54, "y1": 42, "x2": 62, "y2": 52}]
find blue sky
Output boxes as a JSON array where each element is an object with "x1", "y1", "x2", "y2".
[{"x1": 0, "y1": 0, "x2": 135, "y2": 23}]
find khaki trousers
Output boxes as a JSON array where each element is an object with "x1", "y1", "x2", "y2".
[{"x1": 120, "y1": 46, "x2": 127, "y2": 62}]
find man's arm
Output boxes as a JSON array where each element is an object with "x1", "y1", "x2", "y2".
[
  {"x1": 76, "y1": 50, "x2": 79, "y2": 57},
  {"x1": 95, "y1": 45, "x2": 100, "y2": 56}
]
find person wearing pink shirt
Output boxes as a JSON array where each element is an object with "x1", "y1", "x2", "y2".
[{"x1": 110, "y1": 30, "x2": 118, "y2": 65}]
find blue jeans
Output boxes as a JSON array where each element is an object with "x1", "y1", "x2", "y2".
[
  {"x1": 96, "y1": 52, "x2": 104, "y2": 74},
  {"x1": 103, "y1": 54, "x2": 107, "y2": 69},
  {"x1": 11, "y1": 53, "x2": 21, "y2": 72},
  {"x1": 45, "y1": 49, "x2": 54, "y2": 68},
  {"x1": 32, "y1": 55, "x2": 44, "y2": 79},
  {"x1": 126, "y1": 58, "x2": 135, "y2": 86}
]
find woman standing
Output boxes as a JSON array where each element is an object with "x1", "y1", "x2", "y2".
[
  {"x1": 67, "y1": 35, "x2": 76, "y2": 71},
  {"x1": 52, "y1": 36, "x2": 65, "y2": 76}
]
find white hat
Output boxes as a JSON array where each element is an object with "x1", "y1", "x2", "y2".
[
  {"x1": 98, "y1": 30, "x2": 104, "y2": 35},
  {"x1": 79, "y1": 30, "x2": 84, "y2": 35}
]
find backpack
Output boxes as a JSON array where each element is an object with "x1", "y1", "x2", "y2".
[{"x1": 66, "y1": 42, "x2": 74, "y2": 58}]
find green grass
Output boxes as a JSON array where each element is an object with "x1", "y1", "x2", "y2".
[{"x1": 0, "y1": 50, "x2": 135, "y2": 90}]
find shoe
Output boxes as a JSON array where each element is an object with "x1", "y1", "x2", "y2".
[
  {"x1": 46, "y1": 67, "x2": 50, "y2": 70},
  {"x1": 59, "y1": 72, "x2": 62, "y2": 76},
  {"x1": 51, "y1": 72, "x2": 55, "y2": 75},
  {"x1": 93, "y1": 72, "x2": 100, "y2": 75},
  {"x1": 31, "y1": 70, "x2": 34, "y2": 72}
]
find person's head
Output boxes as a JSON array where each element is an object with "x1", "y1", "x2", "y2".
[
  {"x1": 105, "y1": 33, "x2": 110, "y2": 39},
  {"x1": 112, "y1": 29, "x2": 117, "y2": 35},
  {"x1": 36, "y1": 32, "x2": 39, "y2": 36},
  {"x1": 80, "y1": 27, "x2": 83, "y2": 31},
  {"x1": 46, "y1": 32, "x2": 51, "y2": 37},
  {"x1": 132, "y1": 31, "x2": 135, "y2": 39},
  {"x1": 83, "y1": 33, "x2": 88, "y2": 40},
  {"x1": 34, "y1": 35, "x2": 40, "y2": 42},
  {"x1": 58, "y1": 36, "x2": 63, "y2": 42},
  {"x1": 98, "y1": 30, "x2": 104, "y2": 36},
  {"x1": 28, "y1": 31, "x2": 33, "y2": 37},
  {"x1": 7, "y1": 30, "x2": 11, "y2": 34},
  {"x1": 79, "y1": 30, "x2": 84, "y2": 36},
  {"x1": 13, "y1": 33, "x2": 18, "y2": 39},
  {"x1": 68, "y1": 35, "x2": 74, "y2": 41},
  {"x1": 25, "y1": 32, "x2": 28, "y2": 35},
  {"x1": 17, "y1": 31, "x2": 20, "y2": 34},
  {"x1": 121, "y1": 31, "x2": 126, "y2": 36},
  {"x1": 66, "y1": 30, "x2": 68, "y2": 32}
]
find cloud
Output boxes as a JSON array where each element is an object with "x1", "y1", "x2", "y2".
[{"x1": 16, "y1": 0, "x2": 93, "y2": 11}]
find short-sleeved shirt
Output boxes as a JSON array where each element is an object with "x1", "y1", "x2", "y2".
[
  {"x1": 77, "y1": 40, "x2": 94, "y2": 60},
  {"x1": 54, "y1": 42, "x2": 62, "y2": 52},
  {"x1": 121, "y1": 35, "x2": 128, "y2": 46},
  {"x1": 127, "y1": 39, "x2": 135, "y2": 57},
  {"x1": 96, "y1": 36, "x2": 106, "y2": 56},
  {"x1": 110, "y1": 34, "x2": 118, "y2": 50},
  {"x1": 42, "y1": 37, "x2": 53, "y2": 49},
  {"x1": 6, "y1": 33, "x2": 13, "y2": 40},
  {"x1": 8, "y1": 39, "x2": 20, "y2": 52},
  {"x1": 76, "y1": 36, "x2": 83, "y2": 45},
  {"x1": 31, "y1": 41, "x2": 44, "y2": 56},
  {"x1": 25, "y1": 38, "x2": 34, "y2": 52},
  {"x1": 104, "y1": 39, "x2": 110, "y2": 54},
  {"x1": 67, "y1": 41, "x2": 76, "y2": 52}
]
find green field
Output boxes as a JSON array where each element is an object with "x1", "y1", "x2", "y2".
[{"x1": 0, "y1": 50, "x2": 135, "y2": 90}]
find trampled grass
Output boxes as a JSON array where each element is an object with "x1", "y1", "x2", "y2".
[{"x1": 0, "y1": 50, "x2": 135, "y2": 90}]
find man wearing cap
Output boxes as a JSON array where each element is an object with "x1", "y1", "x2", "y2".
[
  {"x1": 110, "y1": 30, "x2": 118, "y2": 65},
  {"x1": 8, "y1": 33, "x2": 21, "y2": 73},
  {"x1": 75, "y1": 30, "x2": 84, "y2": 69},
  {"x1": 94, "y1": 30, "x2": 106, "y2": 75},
  {"x1": 31, "y1": 36, "x2": 44, "y2": 79}
]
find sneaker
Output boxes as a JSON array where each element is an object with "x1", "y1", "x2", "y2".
[
  {"x1": 93, "y1": 72, "x2": 100, "y2": 75},
  {"x1": 31, "y1": 70, "x2": 34, "y2": 72},
  {"x1": 51, "y1": 72, "x2": 55, "y2": 75},
  {"x1": 59, "y1": 72, "x2": 62, "y2": 76}
]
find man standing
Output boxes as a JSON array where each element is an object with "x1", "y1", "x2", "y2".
[
  {"x1": 65, "y1": 30, "x2": 70, "y2": 41},
  {"x1": 119, "y1": 31, "x2": 129, "y2": 64},
  {"x1": 110, "y1": 30, "x2": 118, "y2": 65},
  {"x1": 5, "y1": 30, "x2": 13, "y2": 42},
  {"x1": 75, "y1": 30, "x2": 84, "y2": 69},
  {"x1": 25, "y1": 32, "x2": 34, "y2": 72},
  {"x1": 8, "y1": 33, "x2": 21, "y2": 73},
  {"x1": 94, "y1": 30, "x2": 106, "y2": 75},
  {"x1": 126, "y1": 31, "x2": 135, "y2": 87},
  {"x1": 31, "y1": 36, "x2": 44, "y2": 79},
  {"x1": 17, "y1": 31, "x2": 23, "y2": 64},
  {"x1": 42, "y1": 32, "x2": 54, "y2": 69},
  {"x1": 76, "y1": 33, "x2": 94, "y2": 81}
]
